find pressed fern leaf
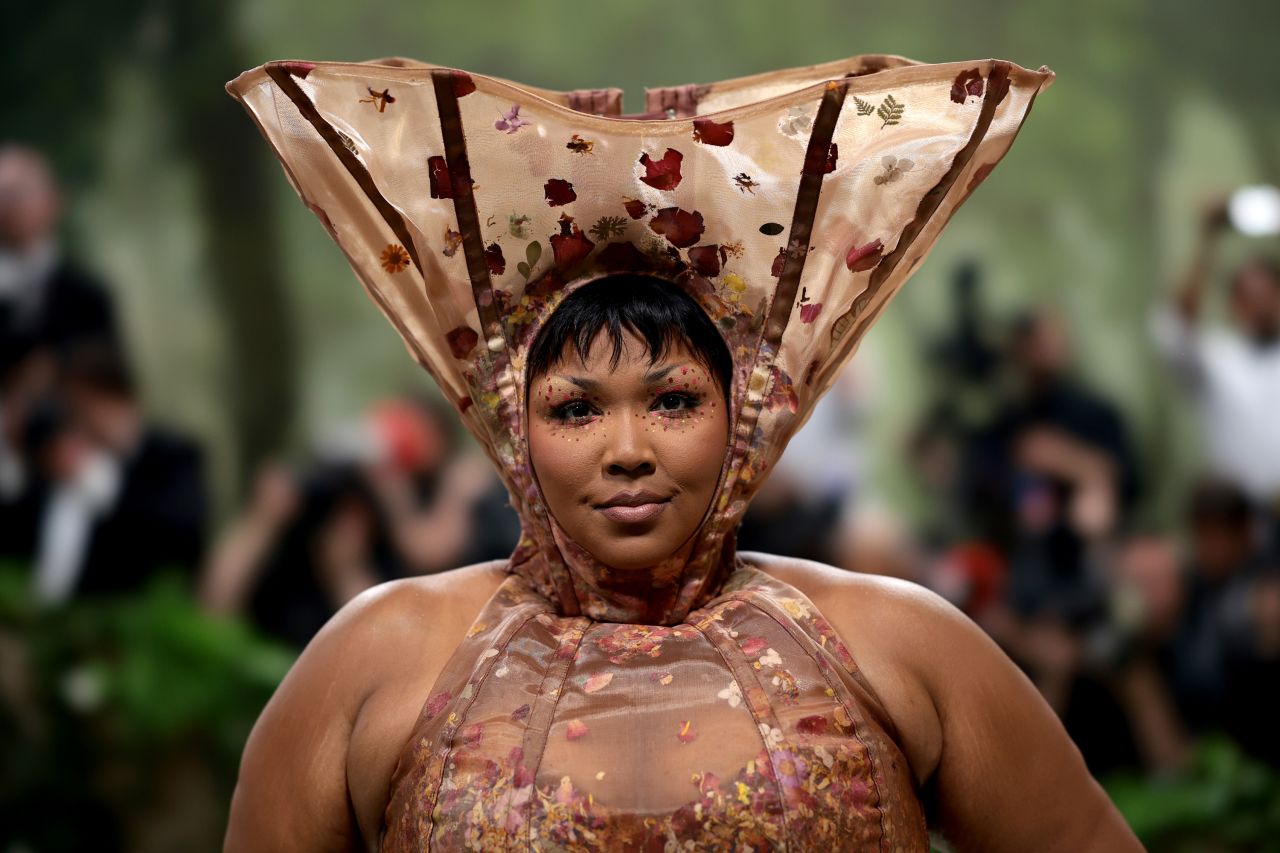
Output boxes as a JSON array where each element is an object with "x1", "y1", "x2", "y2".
[{"x1": 877, "y1": 94, "x2": 905, "y2": 128}]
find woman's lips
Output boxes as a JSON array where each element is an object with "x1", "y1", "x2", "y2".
[{"x1": 598, "y1": 501, "x2": 670, "y2": 524}]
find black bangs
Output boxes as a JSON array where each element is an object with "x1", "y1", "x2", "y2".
[{"x1": 526, "y1": 274, "x2": 733, "y2": 400}]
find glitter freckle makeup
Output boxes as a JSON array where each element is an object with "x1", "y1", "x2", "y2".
[{"x1": 527, "y1": 325, "x2": 729, "y2": 575}]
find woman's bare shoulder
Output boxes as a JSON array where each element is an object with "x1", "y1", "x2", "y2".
[
  {"x1": 739, "y1": 552, "x2": 948, "y2": 782},
  {"x1": 740, "y1": 552, "x2": 1139, "y2": 851},
  {"x1": 739, "y1": 551, "x2": 951, "y2": 625},
  {"x1": 225, "y1": 560, "x2": 510, "y2": 851},
  {"x1": 321, "y1": 559, "x2": 510, "y2": 685}
]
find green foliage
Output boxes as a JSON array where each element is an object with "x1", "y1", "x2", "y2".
[
  {"x1": 854, "y1": 96, "x2": 875, "y2": 116},
  {"x1": 0, "y1": 565, "x2": 293, "y2": 850},
  {"x1": 1104, "y1": 737, "x2": 1280, "y2": 852}
]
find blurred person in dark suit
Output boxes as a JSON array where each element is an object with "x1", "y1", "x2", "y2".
[
  {"x1": 975, "y1": 308, "x2": 1140, "y2": 627},
  {"x1": 1151, "y1": 199, "x2": 1280, "y2": 510},
  {"x1": 229, "y1": 460, "x2": 399, "y2": 649},
  {"x1": 1110, "y1": 482, "x2": 1280, "y2": 768},
  {"x1": 0, "y1": 145, "x2": 125, "y2": 573},
  {"x1": 200, "y1": 396, "x2": 516, "y2": 647},
  {"x1": 0, "y1": 336, "x2": 51, "y2": 561},
  {"x1": 26, "y1": 338, "x2": 209, "y2": 601},
  {"x1": 1168, "y1": 480, "x2": 1267, "y2": 730},
  {"x1": 0, "y1": 144, "x2": 121, "y2": 362},
  {"x1": 950, "y1": 307, "x2": 1144, "y2": 773}
]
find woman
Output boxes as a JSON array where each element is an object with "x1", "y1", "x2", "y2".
[{"x1": 224, "y1": 54, "x2": 1140, "y2": 850}]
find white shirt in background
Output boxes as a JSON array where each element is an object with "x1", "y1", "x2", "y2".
[
  {"x1": 32, "y1": 450, "x2": 123, "y2": 605},
  {"x1": 1150, "y1": 304, "x2": 1280, "y2": 502}
]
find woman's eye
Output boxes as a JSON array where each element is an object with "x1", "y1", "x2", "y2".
[
  {"x1": 653, "y1": 392, "x2": 697, "y2": 414},
  {"x1": 551, "y1": 400, "x2": 596, "y2": 422}
]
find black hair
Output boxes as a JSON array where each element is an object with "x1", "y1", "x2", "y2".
[
  {"x1": 1230, "y1": 256, "x2": 1280, "y2": 294},
  {"x1": 1187, "y1": 476, "x2": 1253, "y2": 528},
  {"x1": 526, "y1": 274, "x2": 733, "y2": 401},
  {"x1": 59, "y1": 336, "x2": 136, "y2": 399}
]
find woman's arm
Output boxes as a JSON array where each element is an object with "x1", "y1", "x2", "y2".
[
  {"x1": 223, "y1": 582, "x2": 413, "y2": 852},
  {"x1": 899, "y1": 585, "x2": 1143, "y2": 852}
]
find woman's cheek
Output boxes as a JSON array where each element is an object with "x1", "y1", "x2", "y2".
[
  {"x1": 653, "y1": 408, "x2": 728, "y2": 486},
  {"x1": 531, "y1": 419, "x2": 601, "y2": 499}
]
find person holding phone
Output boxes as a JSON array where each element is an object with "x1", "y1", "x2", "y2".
[{"x1": 1150, "y1": 193, "x2": 1280, "y2": 509}]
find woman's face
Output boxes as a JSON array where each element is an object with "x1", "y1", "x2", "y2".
[{"x1": 528, "y1": 329, "x2": 729, "y2": 572}]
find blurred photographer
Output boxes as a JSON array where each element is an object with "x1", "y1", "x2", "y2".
[{"x1": 1151, "y1": 191, "x2": 1280, "y2": 510}]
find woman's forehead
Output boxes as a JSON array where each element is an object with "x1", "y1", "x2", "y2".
[{"x1": 536, "y1": 327, "x2": 704, "y2": 378}]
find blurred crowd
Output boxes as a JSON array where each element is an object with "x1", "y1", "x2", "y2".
[
  {"x1": 3, "y1": 141, "x2": 1278, "y2": 780},
  {"x1": 746, "y1": 211, "x2": 1280, "y2": 777},
  {"x1": 0, "y1": 142, "x2": 520, "y2": 651}
]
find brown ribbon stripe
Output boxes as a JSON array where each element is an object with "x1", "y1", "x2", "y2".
[
  {"x1": 263, "y1": 64, "x2": 424, "y2": 277},
  {"x1": 432, "y1": 70, "x2": 503, "y2": 348}
]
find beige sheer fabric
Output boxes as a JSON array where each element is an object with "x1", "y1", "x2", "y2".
[{"x1": 227, "y1": 54, "x2": 1052, "y2": 849}]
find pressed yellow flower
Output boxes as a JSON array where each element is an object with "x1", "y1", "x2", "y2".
[{"x1": 380, "y1": 243, "x2": 410, "y2": 273}]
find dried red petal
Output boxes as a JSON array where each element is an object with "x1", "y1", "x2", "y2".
[
  {"x1": 462, "y1": 723, "x2": 484, "y2": 748},
  {"x1": 687, "y1": 244, "x2": 725, "y2": 277},
  {"x1": 799, "y1": 302, "x2": 823, "y2": 324},
  {"x1": 797, "y1": 715, "x2": 829, "y2": 735},
  {"x1": 845, "y1": 238, "x2": 885, "y2": 272},
  {"x1": 692, "y1": 117, "x2": 735, "y2": 146},
  {"x1": 428, "y1": 155, "x2": 454, "y2": 199},
  {"x1": 623, "y1": 198, "x2": 649, "y2": 220},
  {"x1": 425, "y1": 691, "x2": 451, "y2": 719},
  {"x1": 511, "y1": 703, "x2": 531, "y2": 722},
  {"x1": 446, "y1": 326, "x2": 479, "y2": 359},
  {"x1": 484, "y1": 242, "x2": 506, "y2": 275},
  {"x1": 771, "y1": 247, "x2": 788, "y2": 277},
  {"x1": 639, "y1": 148, "x2": 684, "y2": 191},
  {"x1": 648, "y1": 207, "x2": 704, "y2": 249},
  {"x1": 951, "y1": 68, "x2": 984, "y2": 103},
  {"x1": 597, "y1": 241, "x2": 648, "y2": 272},
  {"x1": 550, "y1": 214, "x2": 595, "y2": 268},
  {"x1": 544, "y1": 178, "x2": 577, "y2": 207},
  {"x1": 451, "y1": 70, "x2": 476, "y2": 97}
]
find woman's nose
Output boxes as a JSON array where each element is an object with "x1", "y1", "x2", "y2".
[{"x1": 603, "y1": 412, "x2": 657, "y2": 477}]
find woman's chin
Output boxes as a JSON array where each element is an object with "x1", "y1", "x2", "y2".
[{"x1": 578, "y1": 528, "x2": 687, "y2": 575}]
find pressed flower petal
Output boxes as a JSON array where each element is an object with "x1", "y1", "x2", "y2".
[{"x1": 583, "y1": 672, "x2": 613, "y2": 694}]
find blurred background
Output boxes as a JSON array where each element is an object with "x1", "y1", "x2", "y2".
[{"x1": 3, "y1": 0, "x2": 1280, "y2": 850}]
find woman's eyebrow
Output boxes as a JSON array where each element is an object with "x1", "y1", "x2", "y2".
[
  {"x1": 644, "y1": 364, "x2": 679, "y2": 383},
  {"x1": 555, "y1": 375, "x2": 599, "y2": 391}
]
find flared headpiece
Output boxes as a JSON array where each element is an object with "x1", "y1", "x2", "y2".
[{"x1": 228, "y1": 53, "x2": 1052, "y2": 624}]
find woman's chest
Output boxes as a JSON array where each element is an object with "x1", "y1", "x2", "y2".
[{"x1": 379, "y1": 587, "x2": 928, "y2": 850}]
